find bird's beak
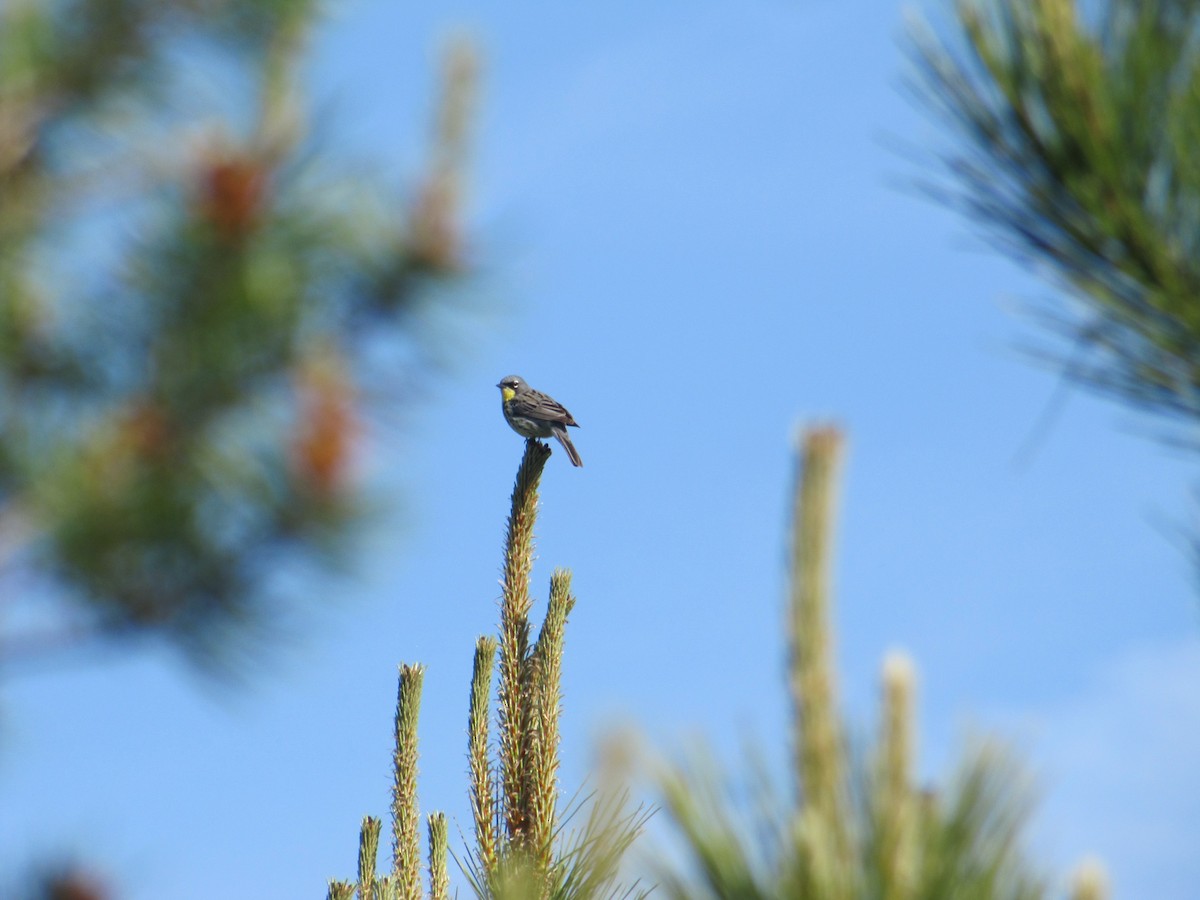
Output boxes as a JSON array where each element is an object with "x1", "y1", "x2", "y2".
[{"x1": 495, "y1": 382, "x2": 503, "y2": 389}]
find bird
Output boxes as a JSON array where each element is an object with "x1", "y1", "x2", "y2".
[{"x1": 496, "y1": 375, "x2": 582, "y2": 467}]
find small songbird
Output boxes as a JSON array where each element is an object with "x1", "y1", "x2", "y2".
[{"x1": 496, "y1": 375, "x2": 582, "y2": 467}]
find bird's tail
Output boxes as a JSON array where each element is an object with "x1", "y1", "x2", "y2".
[{"x1": 550, "y1": 425, "x2": 583, "y2": 467}]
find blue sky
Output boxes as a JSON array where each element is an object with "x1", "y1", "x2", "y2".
[{"x1": 4, "y1": 0, "x2": 1200, "y2": 897}]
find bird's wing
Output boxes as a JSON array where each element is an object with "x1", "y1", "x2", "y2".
[{"x1": 521, "y1": 389, "x2": 578, "y2": 426}]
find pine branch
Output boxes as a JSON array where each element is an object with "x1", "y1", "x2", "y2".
[
  {"x1": 358, "y1": 816, "x2": 382, "y2": 900},
  {"x1": 787, "y1": 426, "x2": 854, "y2": 897},
  {"x1": 427, "y1": 812, "x2": 450, "y2": 900},
  {"x1": 391, "y1": 663, "x2": 425, "y2": 898},
  {"x1": 469, "y1": 634, "x2": 500, "y2": 877},
  {"x1": 1069, "y1": 858, "x2": 1110, "y2": 900},
  {"x1": 650, "y1": 425, "x2": 1084, "y2": 898},
  {"x1": 875, "y1": 653, "x2": 918, "y2": 900},
  {"x1": 409, "y1": 37, "x2": 478, "y2": 273},
  {"x1": 0, "y1": 3, "x2": 480, "y2": 675},
  {"x1": 329, "y1": 426, "x2": 642, "y2": 899},
  {"x1": 529, "y1": 567, "x2": 576, "y2": 868},
  {"x1": 498, "y1": 439, "x2": 551, "y2": 848},
  {"x1": 908, "y1": 0, "x2": 1200, "y2": 425}
]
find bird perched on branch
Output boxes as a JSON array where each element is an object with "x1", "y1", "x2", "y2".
[{"x1": 496, "y1": 375, "x2": 582, "y2": 467}]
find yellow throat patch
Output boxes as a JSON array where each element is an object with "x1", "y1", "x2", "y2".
[{"x1": 501, "y1": 386, "x2": 516, "y2": 402}]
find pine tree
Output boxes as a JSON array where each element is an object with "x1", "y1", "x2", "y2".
[
  {"x1": 329, "y1": 439, "x2": 647, "y2": 900},
  {"x1": 0, "y1": 1, "x2": 478, "y2": 671}
]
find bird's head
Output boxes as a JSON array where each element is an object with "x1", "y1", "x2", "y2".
[{"x1": 497, "y1": 375, "x2": 525, "y2": 402}]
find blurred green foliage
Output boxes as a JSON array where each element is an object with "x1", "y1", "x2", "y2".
[
  {"x1": 649, "y1": 429, "x2": 1105, "y2": 900},
  {"x1": 909, "y1": 0, "x2": 1200, "y2": 426},
  {"x1": 0, "y1": 0, "x2": 476, "y2": 669}
]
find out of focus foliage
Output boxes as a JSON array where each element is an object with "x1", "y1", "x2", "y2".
[
  {"x1": 650, "y1": 430, "x2": 1107, "y2": 900},
  {"x1": 0, "y1": 0, "x2": 476, "y2": 669},
  {"x1": 910, "y1": 0, "x2": 1200, "y2": 428}
]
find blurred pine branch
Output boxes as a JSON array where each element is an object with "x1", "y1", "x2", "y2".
[
  {"x1": 649, "y1": 427, "x2": 1108, "y2": 900},
  {"x1": 907, "y1": 0, "x2": 1200, "y2": 431},
  {"x1": 0, "y1": 2, "x2": 480, "y2": 672}
]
